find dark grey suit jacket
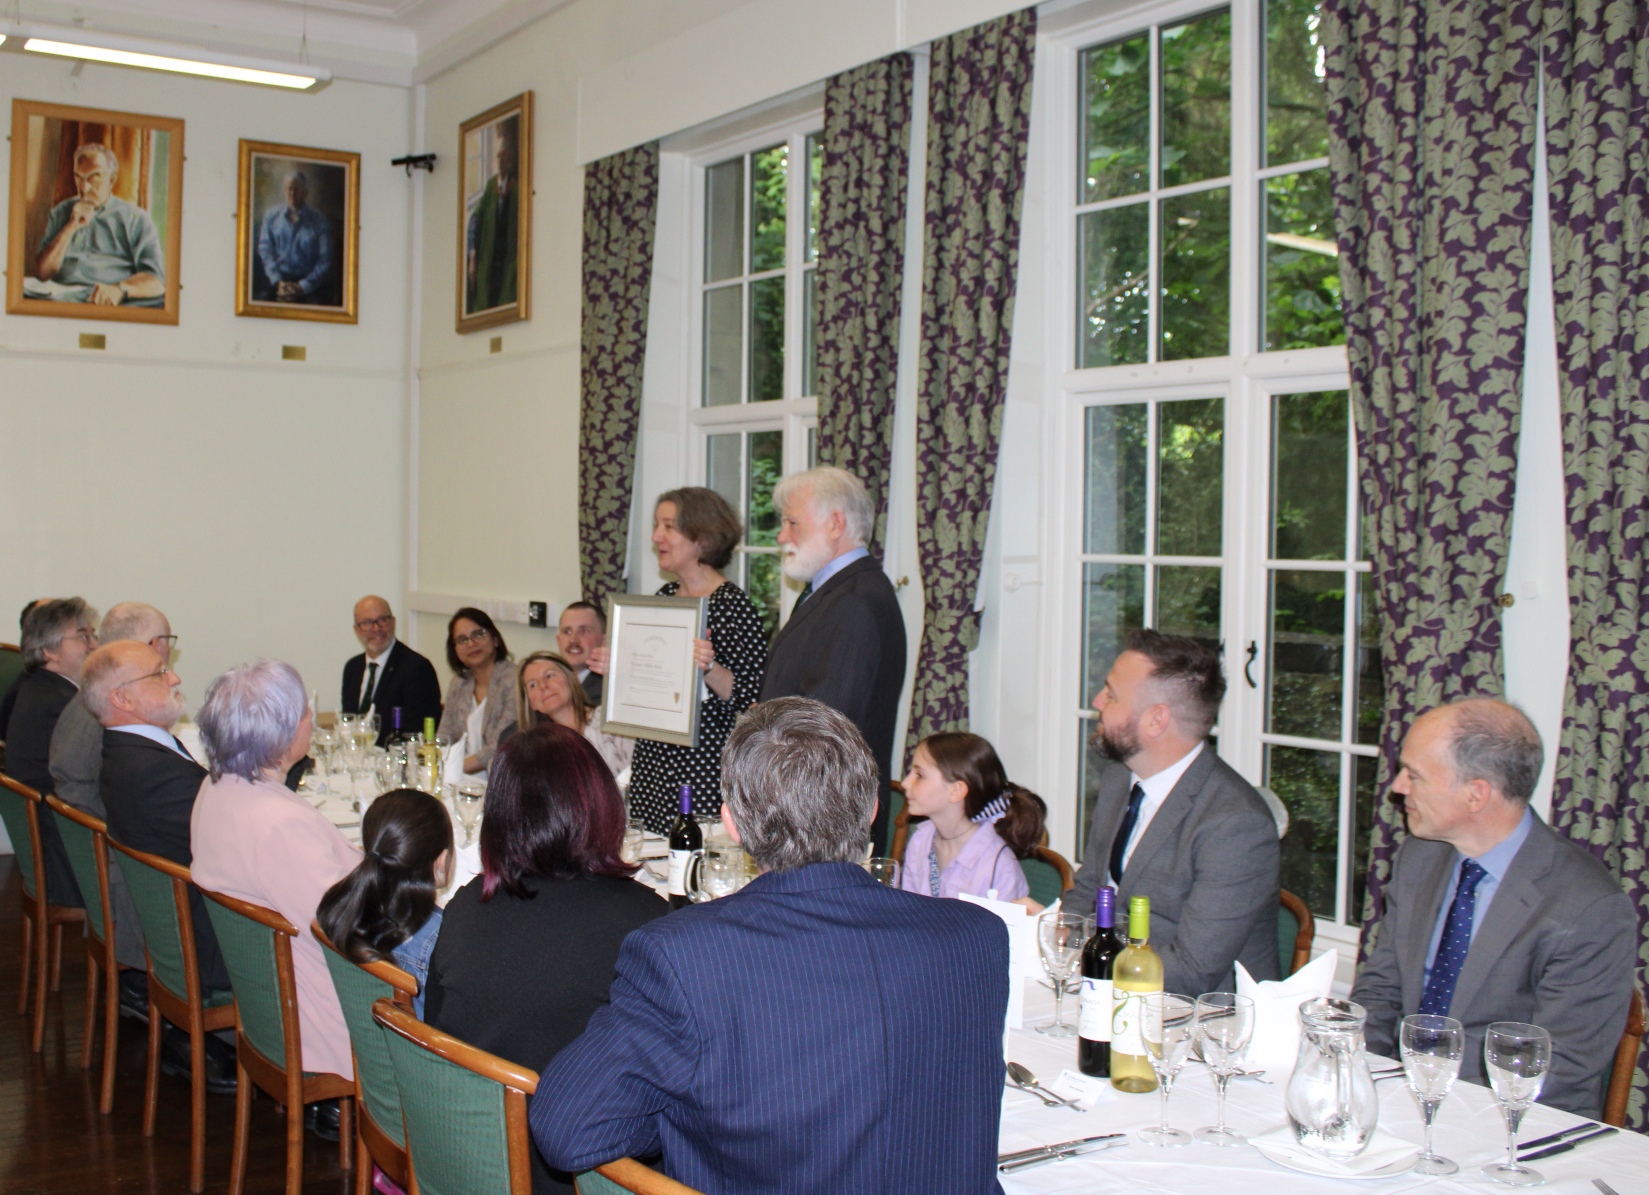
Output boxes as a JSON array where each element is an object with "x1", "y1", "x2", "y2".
[
  {"x1": 1067, "y1": 747, "x2": 1280, "y2": 996},
  {"x1": 5, "y1": 668, "x2": 85, "y2": 908},
  {"x1": 1350, "y1": 816, "x2": 1637, "y2": 1118}
]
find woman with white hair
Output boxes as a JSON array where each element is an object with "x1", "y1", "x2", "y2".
[{"x1": 188, "y1": 659, "x2": 360, "y2": 1139}]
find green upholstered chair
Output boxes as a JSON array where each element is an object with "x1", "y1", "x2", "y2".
[
  {"x1": 109, "y1": 839, "x2": 236, "y2": 1192},
  {"x1": 1278, "y1": 889, "x2": 1314, "y2": 976},
  {"x1": 47, "y1": 796, "x2": 122, "y2": 1112},
  {"x1": 884, "y1": 783, "x2": 906, "y2": 858},
  {"x1": 576, "y1": 1158, "x2": 706, "y2": 1195},
  {"x1": 1022, "y1": 845, "x2": 1074, "y2": 908},
  {"x1": 200, "y1": 888, "x2": 354, "y2": 1195},
  {"x1": 0, "y1": 773, "x2": 85, "y2": 1052},
  {"x1": 0, "y1": 644, "x2": 23, "y2": 744},
  {"x1": 315, "y1": 923, "x2": 417, "y2": 1195},
  {"x1": 373, "y1": 996, "x2": 539, "y2": 1195}
]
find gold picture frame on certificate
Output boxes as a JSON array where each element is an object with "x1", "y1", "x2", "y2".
[
  {"x1": 7, "y1": 99, "x2": 185, "y2": 324},
  {"x1": 235, "y1": 140, "x2": 360, "y2": 323},
  {"x1": 456, "y1": 91, "x2": 532, "y2": 334}
]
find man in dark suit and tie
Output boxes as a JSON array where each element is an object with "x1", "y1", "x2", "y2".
[
  {"x1": 758, "y1": 467, "x2": 907, "y2": 850},
  {"x1": 533, "y1": 698, "x2": 1008, "y2": 1195},
  {"x1": 1067, "y1": 629, "x2": 1280, "y2": 996},
  {"x1": 1351, "y1": 699, "x2": 1636, "y2": 1117},
  {"x1": 340, "y1": 595, "x2": 442, "y2": 744},
  {"x1": 557, "y1": 601, "x2": 607, "y2": 706}
]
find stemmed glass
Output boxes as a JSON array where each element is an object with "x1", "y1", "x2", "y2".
[
  {"x1": 1481, "y1": 1022, "x2": 1551, "y2": 1187},
  {"x1": 454, "y1": 783, "x2": 486, "y2": 848},
  {"x1": 863, "y1": 857, "x2": 901, "y2": 887},
  {"x1": 1139, "y1": 993, "x2": 1197, "y2": 1146},
  {"x1": 1035, "y1": 911, "x2": 1089, "y2": 1037},
  {"x1": 1193, "y1": 992, "x2": 1255, "y2": 1146},
  {"x1": 1401, "y1": 1014, "x2": 1463, "y2": 1175}
]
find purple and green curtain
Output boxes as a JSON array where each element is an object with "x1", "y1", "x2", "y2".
[
  {"x1": 1321, "y1": 0, "x2": 1536, "y2": 940},
  {"x1": 814, "y1": 54, "x2": 915, "y2": 558},
  {"x1": 1543, "y1": 0, "x2": 1649, "y2": 1130},
  {"x1": 578, "y1": 142, "x2": 659, "y2": 608},
  {"x1": 905, "y1": 9, "x2": 1037, "y2": 750}
]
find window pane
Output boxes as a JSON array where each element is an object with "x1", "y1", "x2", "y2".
[
  {"x1": 1078, "y1": 203, "x2": 1150, "y2": 368},
  {"x1": 1161, "y1": 8, "x2": 1232, "y2": 188},
  {"x1": 747, "y1": 552, "x2": 781, "y2": 642},
  {"x1": 807, "y1": 425, "x2": 818, "y2": 468},
  {"x1": 1272, "y1": 390, "x2": 1347, "y2": 561},
  {"x1": 748, "y1": 276, "x2": 784, "y2": 402},
  {"x1": 706, "y1": 433, "x2": 741, "y2": 513},
  {"x1": 1265, "y1": 0, "x2": 1330, "y2": 166},
  {"x1": 1083, "y1": 562, "x2": 1145, "y2": 703},
  {"x1": 1266, "y1": 744, "x2": 1340, "y2": 919},
  {"x1": 751, "y1": 143, "x2": 787, "y2": 274},
  {"x1": 1077, "y1": 728, "x2": 1110, "y2": 863},
  {"x1": 805, "y1": 133, "x2": 822, "y2": 263},
  {"x1": 1264, "y1": 169, "x2": 1343, "y2": 350},
  {"x1": 705, "y1": 157, "x2": 744, "y2": 283},
  {"x1": 1156, "y1": 398, "x2": 1224, "y2": 558},
  {"x1": 1350, "y1": 753, "x2": 1377, "y2": 925},
  {"x1": 802, "y1": 267, "x2": 819, "y2": 398},
  {"x1": 1154, "y1": 565, "x2": 1220, "y2": 649},
  {"x1": 1269, "y1": 568, "x2": 1345, "y2": 739},
  {"x1": 1160, "y1": 187, "x2": 1230, "y2": 360},
  {"x1": 703, "y1": 285, "x2": 742, "y2": 407},
  {"x1": 1084, "y1": 404, "x2": 1147, "y2": 555},
  {"x1": 747, "y1": 431, "x2": 782, "y2": 546},
  {"x1": 1355, "y1": 572, "x2": 1384, "y2": 745},
  {"x1": 1080, "y1": 33, "x2": 1150, "y2": 203}
]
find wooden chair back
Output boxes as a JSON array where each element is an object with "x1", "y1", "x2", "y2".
[
  {"x1": 1023, "y1": 845, "x2": 1074, "y2": 907},
  {"x1": 47, "y1": 796, "x2": 121, "y2": 1111},
  {"x1": 1603, "y1": 987, "x2": 1646, "y2": 1127},
  {"x1": 578, "y1": 1158, "x2": 707, "y2": 1195},
  {"x1": 1, "y1": 772, "x2": 87, "y2": 1051},
  {"x1": 1278, "y1": 889, "x2": 1315, "y2": 976},
  {"x1": 0, "y1": 772, "x2": 44, "y2": 902},
  {"x1": 885, "y1": 781, "x2": 907, "y2": 860}
]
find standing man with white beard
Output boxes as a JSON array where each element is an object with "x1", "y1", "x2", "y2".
[{"x1": 759, "y1": 467, "x2": 907, "y2": 851}]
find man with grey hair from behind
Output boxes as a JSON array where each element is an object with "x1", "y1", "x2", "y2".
[
  {"x1": 1351, "y1": 697, "x2": 1638, "y2": 1117},
  {"x1": 759, "y1": 466, "x2": 908, "y2": 851},
  {"x1": 534, "y1": 698, "x2": 1010, "y2": 1195}
]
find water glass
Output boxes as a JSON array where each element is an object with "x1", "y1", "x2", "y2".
[
  {"x1": 455, "y1": 782, "x2": 486, "y2": 847},
  {"x1": 1401, "y1": 1014, "x2": 1463, "y2": 1175},
  {"x1": 1139, "y1": 993, "x2": 1197, "y2": 1146},
  {"x1": 864, "y1": 857, "x2": 901, "y2": 887},
  {"x1": 1193, "y1": 992, "x2": 1255, "y2": 1147},
  {"x1": 1035, "y1": 911, "x2": 1088, "y2": 1038},
  {"x1": 621, "y1": 824, "x2": 645, "y2": 865},
  {"x1": 1481, "y1": 1022, "x2": 1551, "y2": 1187}
]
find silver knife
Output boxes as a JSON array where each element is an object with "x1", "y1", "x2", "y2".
[
  {"x1": 1516, "y1": 1121, "x2": 1601, "y2": 1152},
  {"x1": 1518, "y1": 1125, "x2": 1617, "y2": 1161},
  {"x1": 998, "y1": 1133, "x2": 1125, "y2": 1165},
  {"x1": 998, "y1": 1137, "x2": 1127, "y2": 1172}
]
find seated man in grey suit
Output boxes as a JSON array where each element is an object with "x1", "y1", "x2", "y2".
[
  {"x1": 1067, "y1": 630, "x2": 1280, "y2": 996},
  {"x1": 1351, "y1": 699, "x2": 1636, "y2": 1118}
]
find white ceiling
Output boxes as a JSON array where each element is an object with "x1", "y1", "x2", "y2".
[{"x1": 9, "y1": 0, "x2": 579, "y2": 85}]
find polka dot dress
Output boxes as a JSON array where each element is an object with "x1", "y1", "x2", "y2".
[{"x1": 627, "y1": 581, "x2": 769, "y2": 834}]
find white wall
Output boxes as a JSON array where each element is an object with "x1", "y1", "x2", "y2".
[{"x1": 0, "y1": 55, "x2": 413, "y2": 717}]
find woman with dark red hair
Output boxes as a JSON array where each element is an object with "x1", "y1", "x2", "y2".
[{"x1": 422, "y1": 723, "x2": 667, "y2": 1195}]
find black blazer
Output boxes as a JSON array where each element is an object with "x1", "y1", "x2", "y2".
[
  {"x1": 341, "y1": 641, "x2": 443, "y2": 745},
  {"x1": 758, "y1": 555, "x2": 907, "y2": 844},
  {"x1": 424, "y1": 874, "x2": 669, "y2": 1195},
  {"x1": 4, "y1": 668, "x2": 84, "y2": 907},
  {"x1": 100, "y1": 730, "x2": 229, "y2": 993}
]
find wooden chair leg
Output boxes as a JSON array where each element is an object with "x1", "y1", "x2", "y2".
[
  {"x1": 337, "y1": 1096, "x2": 354, "y2": 1171},
  {"x1": 80, "y1": 950, "x2": 98, "y2": 1069},
  {"x1": 16, "y1": 907, "x2": 32, "y2": 1015},
  {"x1": 142, "y1": 1004, "x2": 161, "y2": 1137},
  {"x1": 30, "y1": 906, "x2": 49, "y2": 1052},
  {"x1": 188, "y1": 1021, "x2": 207, "y2": 1193},
  {"x1": 228, "y1": 1058, "x2": 252, "y2": 1195},
  {"x1": 354, "y1": 1117, "x2": 371, "y2": 1195},
  {"x1": 99, "y1": 966, "x2": 119, "y2": 1114},
  {"x1": 285, "y1": 1092, "x2": 304, "y2": 1195},
  {"x1": 49, "y1": 921, "x2": 65, "y2": 992}
]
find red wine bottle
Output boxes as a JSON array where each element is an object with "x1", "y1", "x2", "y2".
[
  {"x1": 1078, "y1": 886, "x2": 1124, "y2": 1077},
  {"x1": 667, "y1": 785, "x2": 700, "y2": 910}
]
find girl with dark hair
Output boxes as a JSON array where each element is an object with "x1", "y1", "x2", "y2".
[
  {"x1": 898, "y1": 732, "x2": 1047, "y2": 906},
  {"x1": 316, "y1": 789, "x2": 452, "y2": 1017},
  {"x1": 422, "y1": 723, "x2": 668, "y2": 1195},
  {"x1": 437, "y1": 606, "x2": 518, "y2": 775}
]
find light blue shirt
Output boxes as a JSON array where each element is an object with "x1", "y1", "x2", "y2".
[
  {"x1": 806, "y1": 547, "x2": 870, "y2": 596},
  {"x1": 1422, "y1": 806, "x2": 1535, "y2": 988},
  {"x1": 38, "y1": 195, "x2": 165, "y2": 295},
  {"x1": 257, "y1": 203, "x2": 334, "y2": 295},
  {"x1": 108, "y1": 721, "x2": 192, "y2": 760}
]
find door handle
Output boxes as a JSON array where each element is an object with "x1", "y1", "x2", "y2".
[{"x1": 1244, "y1": 640, "x2": 1258, "y2": 689}]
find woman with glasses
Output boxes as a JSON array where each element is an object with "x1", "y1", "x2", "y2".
[{"x1": 436, "y1": 607, "x2": 518, "y2": 776}]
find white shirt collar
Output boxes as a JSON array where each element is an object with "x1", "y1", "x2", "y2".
[
  {"x1": 365, "y1": 639, "x2": 398, "y2": 669},
  {"x1": 1121, "y1": 741, "x2": 1205, "y2": 871},
  {"x1": 108, "y1": 721, "x2": 193, "y2": 761}
]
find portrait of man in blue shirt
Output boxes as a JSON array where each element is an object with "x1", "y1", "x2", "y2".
[
  {"x1": 31, "y1": 142, "x2": 165, "y2": 307},
  {"x1": 255, "y1": 170, "x2": 338, "y2": 306}
]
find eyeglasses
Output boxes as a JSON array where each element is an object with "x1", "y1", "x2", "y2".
[
  {"x1": 355, "y1": 616, "x2": 395, "y2": 631},
  {"x1": 116, "y1": 666, "x2": 175, "y2": 689},
  {"x1": 56, "y1": 628, "x2": 98, "y2": 648},
  {"x1": 453, "y1": 629, "x2": 492, "y2": 648},
  {"x1": 152, "y1": 634, "x2": 179, "y2": 651}
]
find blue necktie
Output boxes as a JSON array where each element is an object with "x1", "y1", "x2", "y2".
[
  {"x1": 1109, "y1": 782, "x2": 1146, "y2": 884},
  {"x1": 1418, "y1": 859, "x2": 1488, "y2": 1017}
]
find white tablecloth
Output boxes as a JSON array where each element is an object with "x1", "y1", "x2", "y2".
[{"x1": 1002, "y1": 984, "x2": 1644, "y2": 1193}]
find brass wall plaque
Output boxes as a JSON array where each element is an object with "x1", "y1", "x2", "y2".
[
  {"x1": 282, "y1": 344, "x2": 307, "y2": 361},
  {"x1": 79, "y1": 333, "x2": 106, "y2": 350}
]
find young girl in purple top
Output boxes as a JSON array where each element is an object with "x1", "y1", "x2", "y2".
[{"x1": 899, "y1": 732, "x2": 1047, "y2": 908}]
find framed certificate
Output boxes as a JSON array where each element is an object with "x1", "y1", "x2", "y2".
[{"x1": 602, "y1": 594, "x2": 707, "y2": 748}]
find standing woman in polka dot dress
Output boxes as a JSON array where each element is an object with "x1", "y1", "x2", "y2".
[{"x1": 596, "y1": 487, "x2": 768, "y2": 833}]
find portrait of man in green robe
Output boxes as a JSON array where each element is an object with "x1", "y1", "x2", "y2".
[{"x1": 464, "y1": 115, "x2": 519, "y2": 316}]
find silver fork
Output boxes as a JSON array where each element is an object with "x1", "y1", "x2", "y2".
[{"x1": 1593, "y1": 1180, "x2": 1620, "y2": 1195}]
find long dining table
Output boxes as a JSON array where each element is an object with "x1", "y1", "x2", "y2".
[{"x1": 1001, "y1": 984, "x2": 1644, "y2": 1193}]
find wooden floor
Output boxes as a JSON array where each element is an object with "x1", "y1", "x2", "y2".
[{"x1": 0, "y1": 856, "x2": 351, "y2": 1194}]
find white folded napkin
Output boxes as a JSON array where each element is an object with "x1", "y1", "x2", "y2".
[
  {"x1": 1249, "y1": 1123, "x2": 1418, "y2": 1177},
  {"x1": 1235, "y1": 947, "x2": 1338, "y2": 1074},
  {"x1": 441, "y1": 732, "x2": 469, "y2": 787}
]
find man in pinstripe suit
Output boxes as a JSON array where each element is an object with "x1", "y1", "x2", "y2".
[{"x1": 532, "y1": 698, "x2": 1010, "y2": 1194}]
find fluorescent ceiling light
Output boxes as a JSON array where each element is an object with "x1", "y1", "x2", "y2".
[{"x1": 19, "y1": 31, "x2": 327, "y2": 90}]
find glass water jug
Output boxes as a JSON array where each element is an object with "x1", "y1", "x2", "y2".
[{"x1": 1284, "y1": 997, "x2": 1379, "y2": 1159}]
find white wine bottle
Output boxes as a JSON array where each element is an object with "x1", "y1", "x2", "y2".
[
  {"x1": 415, "y1": 716, "x2": 441, "y2": 793},
  {"x1": 1110, "y1": 895, "x2": 1163, "y2": 1093}
]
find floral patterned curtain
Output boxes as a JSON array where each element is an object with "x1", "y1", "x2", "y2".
[
  {"x1": 905, "y1": 9, "x2": 1037, "y2": 750},
  {"x1": 815, "y1": 54, "x2": 914, "y2": 558},
  {"x1": 1542, "y1": 0, "x2": 1649, "y2": 1130},
  {"x1": 578, "y1": 143, "x2": 659, "y2": 608},
  {"x1": 1321, "y1": 0, "x2": 1537, "y2": 945}
]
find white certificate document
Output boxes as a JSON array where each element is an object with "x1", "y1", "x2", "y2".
[
  {"x1": 602, "y1": 593, "x2": 706, "y2": 748},
  {"x1": 621, "y1": 624, "x2": 691, "y2": 712}
]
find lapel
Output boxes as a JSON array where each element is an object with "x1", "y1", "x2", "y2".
[
  {"x1": 1398, "y1": 843, "x2": 1457, "y2": 1012},
  {"x1": 112, "y1": 728, "x2": 202, "y2": 777},
  {"x1": 1121, "y1": 746, "x2": 1216, "y2": 886},
  {"x1": 770, "y1": 555, "x2": 874, "y2": 651},
  {"x1": 377, "y1": 643, "x2": 403, "y2": 687},
  {"x1": 1448, "y1": 821, "x2": 1551, "y2": 1017},
  {"x1": 1089, "y1": 763, "x2": 1133, "y2": 865}
]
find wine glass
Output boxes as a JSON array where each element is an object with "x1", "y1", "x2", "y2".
[
  {"x1": 1481, "y1": 1022, "x2": 1551, "y2": 1187},
  {"x1": 1193, "y1": 992, "x2": 1255, "y2": 1146},
  {"x1": 1139, "y1": 993, "x2": 1197, "y2": 1146},
  {"x1": 455, "y1": 783, "x2": 486, "y2": 848},
  {"x1": 1035, "y1": 911, "x2": 1088, "y2": 1037},
  {"x1": 1401, "y1": 1014, "x2": 1464, "y2": 1175},
  {"x1": 863, "y1": 857, "x2": 901, "y2": 887}
]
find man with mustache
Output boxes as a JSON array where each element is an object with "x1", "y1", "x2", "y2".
[{"x1": 1065, "y1": 629, "x2": 1280, "y2": 996}]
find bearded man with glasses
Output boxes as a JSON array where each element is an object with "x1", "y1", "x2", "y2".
[{"x1": 340, "y1": 595, "x2": 443, "y2": 746}]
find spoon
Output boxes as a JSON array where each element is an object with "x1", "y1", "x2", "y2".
[{"x1": 1006, "y1": 1062, "x2": 1087, "y2": 1112}]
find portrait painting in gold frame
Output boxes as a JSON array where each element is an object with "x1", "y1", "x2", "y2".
[
  {"x1": 236, "y1": 140, "x2": 360, "y2": 323},
  {"x1": 457, "y1": 91, "x2": 532, "y2": 333}
]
